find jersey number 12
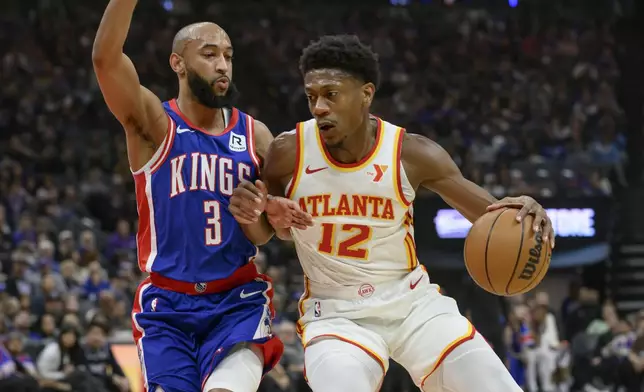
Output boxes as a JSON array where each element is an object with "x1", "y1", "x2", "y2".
[
  {"x1": 204, "y1": 200, "x2": 222, "y2": 245},
  {"x1": 318, "y1": 223, "x2": 372, "y2": 260}
]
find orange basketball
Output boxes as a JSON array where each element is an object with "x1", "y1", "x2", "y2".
[{"x1": 463, "y1": 208, "x2": 552, "y2": 296}]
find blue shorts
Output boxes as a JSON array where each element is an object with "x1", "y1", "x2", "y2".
[{"x1": 132, "y1": 275, "x2": 283, "y2": 392}]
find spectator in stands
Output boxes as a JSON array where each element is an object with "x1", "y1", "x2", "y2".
[
  {"x1": 526, "y1": 304, "x2": 560, "y2": 392},
  {"x1": 78, "y1": 231, "x2": 101, "y2": 268},
  {"x1": 565, "y1": 288, "x2": 602, "y2": 342},
  {"x1": 504, "y1": 304, "x2": 531, "y2": 389},
  {"x1": 83, "y1": 320, "x2": 129, "y2": 392},
  {"x1": 31, "y1": 314, "x2": 58, "y2": 345},
  {"x1": 58, "y1": 260, "x2": 81, "y2": 294},
  {"x1": 55, "y1": 231, "x2": 77, "y2": 263},
  {"x1": 5, "y1": 254, "x2": 35, "y2": 299},
  {"x1": 82, "y1": 269, "x2": 111, "y2": 303},
  {"x1": 276, "y1": 321, "x2": 305, "y2": 390},
  {"x1": 588, "y1": 319, "x2": 635, "y2": 389},
  {"x1": 261, "y1": 363, "x2": 293, "y2": 392},
  {"x1": 13, "y1": 310, "x2": 33, "y2": 339},
  {"x1": 5, "y1": 332, "x2": 38, "y2": 379},
  {"x1": 561, "y1": 280, "x2": 582, "y2": 326},
  {"x1": 0, "y1": 341, "x2": 39, "y2": 392},
  {"x1": 36, "y1": 324, "x2": 90, "y2": 390},
  {"x1": 104, "y1": 219, "x2": 135, "y2": 262},
  {"x1": 622, "y1": 315, "x2": 644, "y2": 391}
]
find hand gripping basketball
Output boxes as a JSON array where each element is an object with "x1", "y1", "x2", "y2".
[{"x1": 486, "y1": 195, "x2": 555, "y2": 249}]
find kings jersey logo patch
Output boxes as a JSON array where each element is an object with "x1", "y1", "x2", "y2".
[{"x1": 229, "y1": 133, "x2": 247, "y2": 152}]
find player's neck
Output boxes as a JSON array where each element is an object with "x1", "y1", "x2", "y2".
[
  {"x1": 329, "y1": 117, "x2": 377, "y2": 164},
  {"x1": 176, "y1": 94, "x2": 226, "y2": 134}
]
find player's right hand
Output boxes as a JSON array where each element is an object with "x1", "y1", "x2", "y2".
[{"x1": 229, "y1": 180, "x2": 269, "y2": 224}]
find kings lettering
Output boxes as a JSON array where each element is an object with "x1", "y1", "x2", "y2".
[{"x1": 169, "y1": 153, "x2": 253, "y2": 197}]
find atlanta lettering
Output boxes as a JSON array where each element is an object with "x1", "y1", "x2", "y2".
[
  {"x1": 169, "y1": 153, "x2": 253, "y2": 198},
  {"x1": 298, "y1": 194, "x2": 395, "y2": 220}
]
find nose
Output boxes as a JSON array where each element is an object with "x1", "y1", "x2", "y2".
[
  {"x1": 312, "y1": 98, "x2": 330, "y2": 117},
  {"x1": 214, "y1": 54, "x2": 229, "y2": 74}
]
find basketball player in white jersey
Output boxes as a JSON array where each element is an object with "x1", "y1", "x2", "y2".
[{"x1": 229, "y1": 35, "x2": 555, "y2": 392}]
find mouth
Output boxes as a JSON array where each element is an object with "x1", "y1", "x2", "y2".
[
  {"x1": 214, "y1": 78, "x2": 229, "y2": 90},
  {"x1": 317, "y1": 122, "x2": 336, "y2": 133}
]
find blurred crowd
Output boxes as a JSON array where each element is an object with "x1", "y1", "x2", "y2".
[
  {"x1": 500, "y1": 286, "x2": 644, "y2": 392},
  {"x1": 0, "y1": 0, "x2": 635, "y2": 391}
]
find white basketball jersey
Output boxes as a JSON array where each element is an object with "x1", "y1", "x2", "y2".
[{"x1": 287, "y1": 117, "x2": 417, "y2": 286}]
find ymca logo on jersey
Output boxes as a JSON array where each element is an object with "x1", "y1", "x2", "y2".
[
  {"x1": 229, "y1": 132, "x2": 247, "y2": 152},
  {"x1": 366, "y1": 164, "x2": 388, "y2": 183}
]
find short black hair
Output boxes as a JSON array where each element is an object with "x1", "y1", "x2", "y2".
[
  {"x1": 87, "y1": 320, "x2": 109, "y2": 335},
  {"x1": 299, "y1": 35, "x2": 380, "y2": 88}
]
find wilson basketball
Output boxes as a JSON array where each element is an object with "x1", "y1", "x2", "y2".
[{"x1": 464, "y1": 208, "x2": 552, "y2": 296}]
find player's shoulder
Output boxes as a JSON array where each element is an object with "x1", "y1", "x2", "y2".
[
  {"x1": 373, "y1": 116, "x2": 441, "y2": 162},
  {"x1": 250, "y1": 118, "x2": 274, "y2": 156},
  {"x1": 274, "y1": 117, "x2": 316, "y2": 145},
  {"x1": 398, "y1": 131, "x2": 455, "y2": 184},
  {"x1": 271, "y1": 128, "x2": 297, "y2": 153},
  {"x1": 377, "y1": 116, "x2": 403, "y2": 131},
  {"x1": 263, "y1": 128, "x2": 300, "y2": 178},
  {"x1": 401, "y1": 132, "x2": 447, "y2": 163}
]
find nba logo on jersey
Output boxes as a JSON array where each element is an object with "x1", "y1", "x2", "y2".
[
  {"x1": 229, "y1": 132, "x2": 247, "y2": 152},
  {"x1": 314, "y1": 301, "x2": 321, "y2": 318}
]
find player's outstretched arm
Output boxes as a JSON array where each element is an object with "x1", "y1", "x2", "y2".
[
  {"x1": 92, "y1": 0, "x2": 167, "y2": 168},
  {"x1": 401, "y1": 133, "x2": 554, "y2": 246}
]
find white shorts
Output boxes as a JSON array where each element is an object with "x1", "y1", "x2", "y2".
[{"x1": 297, "y1": 266, "x2": 475, "y2": 387}]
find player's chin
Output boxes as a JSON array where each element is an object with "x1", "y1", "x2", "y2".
[{"x1": 322, "y1": 134, "x2": 342, "y2": 148}]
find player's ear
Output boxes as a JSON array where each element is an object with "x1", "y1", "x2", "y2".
[
  {"x1": 362, "y1": 83, "x2": 375, "y2": 107},
  {"x1": 169, "y1": 53, "x2": 186, "y2": 76}
]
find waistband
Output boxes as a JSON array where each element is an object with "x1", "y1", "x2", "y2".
[
  {"x1": 149, "y1": 261, "x2": 258, "y2": 295},
  {"x1": 306, "y1": 266, "x2": 427, "y2": 301}
]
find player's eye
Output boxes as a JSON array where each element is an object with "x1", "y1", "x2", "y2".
[
  {"x1": 203, "y1": 52, "x2": 215, "y2": 58},
  {"x1": 306, "y1": 95, "x2": 315, "y2": 103},
  {"x1": 326, "y1": 91, "x2": 338, "y2": 98}
]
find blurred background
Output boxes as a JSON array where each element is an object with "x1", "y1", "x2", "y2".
[{"x1": 1, "y1": 0, "x2": 643, "y2": 391}]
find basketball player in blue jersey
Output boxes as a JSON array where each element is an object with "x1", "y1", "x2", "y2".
[{"x1": 92, "y1": 1, "x2": 311, "y2": 392}]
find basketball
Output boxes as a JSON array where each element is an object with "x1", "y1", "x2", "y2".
[{"x1": 464, "y1": 208, "x2": 552, "y2": 296}]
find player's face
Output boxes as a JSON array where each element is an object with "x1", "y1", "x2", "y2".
[
  {"x1": 175, "y1": 28, "x2": 239, "y2": 108},
  {"x1": 304, "y1": 69, "x2": 374, "y2": 148}
]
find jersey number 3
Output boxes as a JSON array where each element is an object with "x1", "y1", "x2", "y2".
[
  {"x1": 204, "y1": 200, "x2": 222, "y2": 246},
  {"x1": 318, "y1": 223, "x2": 372, "y2": 260}
]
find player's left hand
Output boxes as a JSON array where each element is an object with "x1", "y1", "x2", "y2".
[
  {"x1": 487, "y1": 195, "x2": 555, "y2": 249},
  {"x1": 229, "y1": 180, "x2": 313, "y2": 230},
  {"x1": 265, "y1": 194, "x2": 314, "y2": 230}
]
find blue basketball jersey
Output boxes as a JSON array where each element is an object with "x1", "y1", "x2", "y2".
[{"x1": 132, "y1": 99, "x2": 260, "y2": 283}]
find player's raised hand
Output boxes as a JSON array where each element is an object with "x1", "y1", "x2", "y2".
[
  {"x1": 487, "y1": 195, "x2": 555, "y2": 248},
  {"x1": 265, "y1": 194, "x2": 314, "y2": 230},
  {"x1": 229, "y1": 180, "x2": 267, "y2": 224}
]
